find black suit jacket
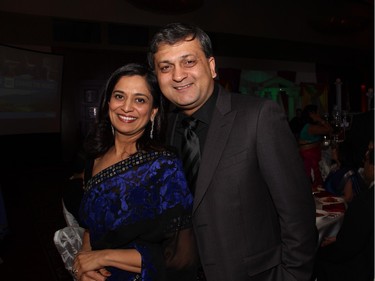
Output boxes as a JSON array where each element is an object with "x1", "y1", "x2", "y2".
[{"x1": 167, "y1": 86, "x2": 318, "y2": 281}]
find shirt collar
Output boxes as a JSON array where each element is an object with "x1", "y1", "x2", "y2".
[{"x1": 193, "y1": 83, "x2": 218, "y2": 124}]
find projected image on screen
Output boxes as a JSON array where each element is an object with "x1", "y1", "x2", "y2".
[{"x1": 0, "y1": 45, "x2": 63, "y2": 135}]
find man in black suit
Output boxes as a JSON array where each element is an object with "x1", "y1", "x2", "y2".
[{"x1": 148, "y1": 23, "x2": 317, "y2": 281}]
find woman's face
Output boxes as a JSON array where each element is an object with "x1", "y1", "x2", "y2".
[{"x1": 108, "y1": 75, "x2": 158, "y2": 139}]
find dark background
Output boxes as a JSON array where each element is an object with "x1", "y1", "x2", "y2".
[
  {"x1": 0, "y1": 0, "x2": 373, "y2": 165},
  {"x1": 0, "y1": 1, "x2": 373, "y2": 279}
]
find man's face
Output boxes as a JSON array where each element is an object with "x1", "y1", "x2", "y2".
[{"x1": 153, "y1": 38, "x2": 217, "y2": 116}]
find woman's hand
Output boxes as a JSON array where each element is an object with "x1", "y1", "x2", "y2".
[
  {"x1": 321, "y1": 236, "x2": 336, "y2": 247},
  {"x1": 73, "y1": 248, "x2": 142, "y2": 280},
  {"x1": 78, "y1": 268, "x2": 111, "y2": 281},
  {"x1": 73, "y1": 250, "x2": 111, "y2": 280}
]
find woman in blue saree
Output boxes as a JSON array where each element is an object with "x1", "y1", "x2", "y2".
[{"x1": 73, "y1": 63, "x2": 198, "y2": 281}]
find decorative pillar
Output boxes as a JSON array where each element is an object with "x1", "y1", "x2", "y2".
[{"x1": 270, "y1": 88, "x2": 278, "y2": 101}]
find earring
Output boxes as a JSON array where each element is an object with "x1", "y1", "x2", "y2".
[
  {"x1": 150, "y1": 120, "x2": 154, "y2": 139},
  {"x1": 111, "y1": 125, "x2": 115, "y2": 136}
]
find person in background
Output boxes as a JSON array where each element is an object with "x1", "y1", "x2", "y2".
[
  {"x1": 322, "y1": 144, "x2": 365, "y2": 202},
  {"x1": 339, "y1": 104, "x2": 374, "y2": 172},
  {"x1": 148, "y1": 22, "x2": 317, "y2": 281},
  {"x1": 314, "y1": 146, "x2": 374, "y2": 281},
  {"x1": 299, "y1": 104, "x2": 333, "y2": 191},
  {"x1": 73, "y1": 63, "x2": 198, "y2": 281},
  {"x1": 289, "y1": 108, "x2": 303, "y2": 140}
]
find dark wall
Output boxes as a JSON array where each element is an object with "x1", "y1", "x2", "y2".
[
  {"x1": 0, "y1": 133, "x2": 62, "y2": 170},
  {"x1": 0, "y1": 12, "x2": 373, "y2": 166}
]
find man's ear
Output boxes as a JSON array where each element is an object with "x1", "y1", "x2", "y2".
[{"x1": 209, "y1": 57, "x2": 217, "y2": 79}]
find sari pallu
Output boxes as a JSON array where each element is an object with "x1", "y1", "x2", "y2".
[{"x1": 79, "y1": 150, "x2": 198, "y2": 281}]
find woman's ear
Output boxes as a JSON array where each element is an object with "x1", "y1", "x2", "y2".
[{"x1": 151, "y1": 108, "x2": 158, "y2": 122}]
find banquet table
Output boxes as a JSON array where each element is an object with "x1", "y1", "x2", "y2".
[{"x1": 314, "y1": 190, "x2": 346, "y2": 244}]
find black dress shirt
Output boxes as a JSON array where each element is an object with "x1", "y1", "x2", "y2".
[{"x1": 170, "y1": 83, "x2": 219, "y2": 159}]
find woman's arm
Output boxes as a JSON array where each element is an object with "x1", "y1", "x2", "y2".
[
  {"x1": 308, "y1": 116, "x2": 333, "y2": 136},
  {"x1": 342, "y1": 179, "x2": 354, "y2": 202},
  {"x1": 81, "y1": 229, "x2": 91, "y2": 252},
  {"x1": 308, "y1": 120, "x2": 333, "y2": 135},
  {"x1": 75, "y1": 230, "x2": 142, "y2": 280},
  {"x1": 75, "y1": 248, "x2": 141, "y2": 274}
]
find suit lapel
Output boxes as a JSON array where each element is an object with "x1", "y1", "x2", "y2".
[{"x1": 193, "y1": 87, "x2": 236, "y2": 213}]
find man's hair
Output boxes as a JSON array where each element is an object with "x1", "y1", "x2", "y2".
[{"x1": 148, "y1": 22, "x2": 213, "y2": 70}]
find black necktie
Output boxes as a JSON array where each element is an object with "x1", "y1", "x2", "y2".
[{"x1": 181, "y1": 117, "x2": 201, "y2": 194}]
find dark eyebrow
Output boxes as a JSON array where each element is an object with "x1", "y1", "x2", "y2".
[
  {"x1": 158, "y1": 54, "x2": 195, "y2": 64},
  {"x1": 112, "y1": 90, "x2": 124, "y2": 95},
  {"x1": 112, "y1": 91, "x2": 150, "y2": 100},
  {"x1": 134, "y1": 93, "x2": 150, "y2": 99}
]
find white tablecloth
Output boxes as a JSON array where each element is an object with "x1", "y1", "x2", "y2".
[
  {"x1": 316, "y1": 213, "x2": 344, "y2": 244},
  {"x1": 315, "y1": 197, "x2": 345, "y2": 244}
]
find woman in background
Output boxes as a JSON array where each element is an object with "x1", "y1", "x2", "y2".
[
  {"x1": 299, "y1": 104, "x2": 333, "y2": 191},
  {"x1": 73, "y1": 63, "x2": 198, "y2": 281},
  {"x1": 315, "y1": 146, "x2": 374, "y2": 281},
  {"x1": 323, "y1": 144, "x2": 367, "y2": 203}
]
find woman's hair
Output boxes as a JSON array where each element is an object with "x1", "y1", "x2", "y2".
[
  {"x1": 148, "y1": 22, "x2": 213, "y2": 70},
  {"x1": 84, "y1": 63, "x2": 167, "y2": 158},
  {"x1": 368, "y1": 148, "x2": 374, "y2": 165},
  {"x1": 301, "y1": 104, "x2": 318, "y2": 124}
]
